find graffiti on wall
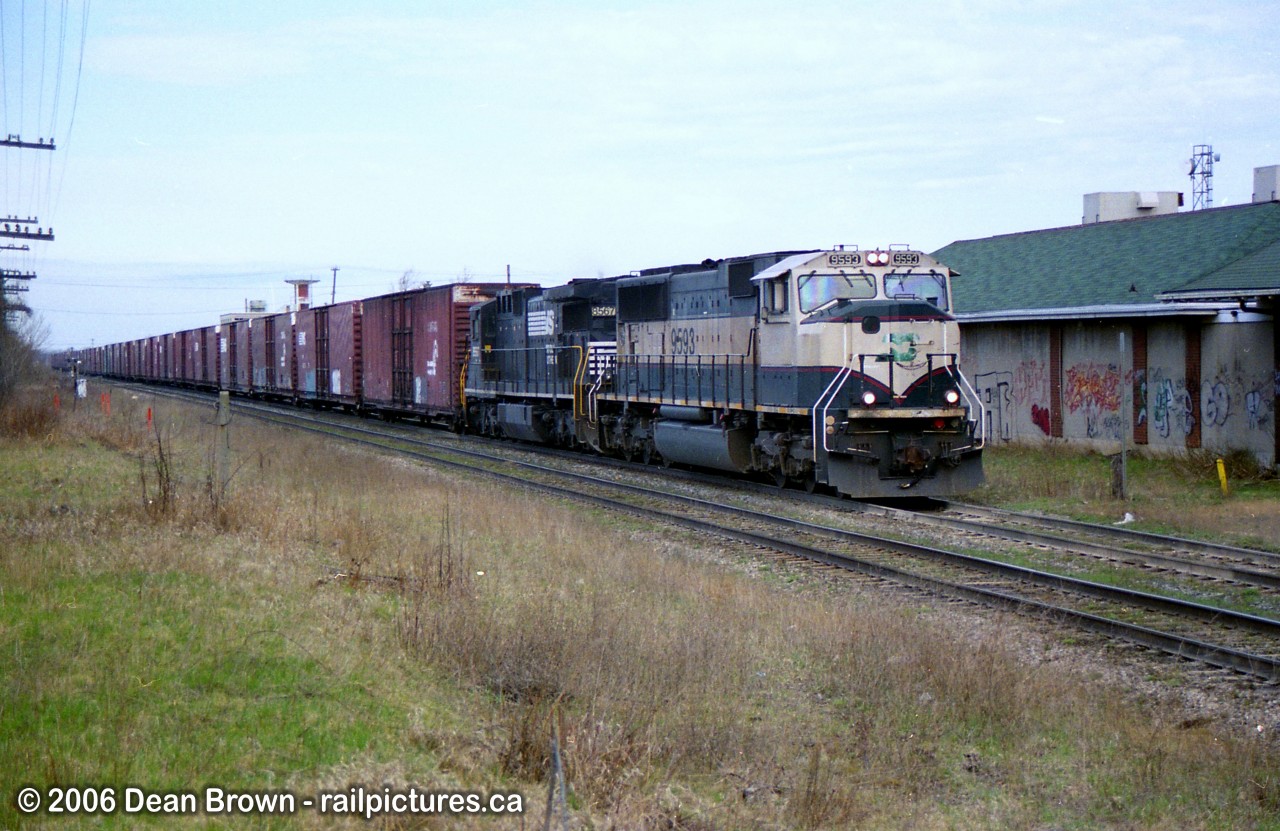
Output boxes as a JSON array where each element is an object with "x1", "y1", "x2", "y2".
[
  {"x1": 1149, "y1": 369, "x2": 1194, "y2": 439},
  {"x1": 1011, "y1": 359, "x2": 1050, "y2": 409},
  {"x1": 1201, "y1": 368, "x2": 1275, "y2": 434},
  {"x1": 974, "y1": 371, "x2": 1013, "y2": 441},
  {"x1": 974, "y1": 359, "x2": 1052, "y2": 441},
  {"x1": 1064, "y1": 362, "x2": 1122, "y2": 439},
  {"x1": 1202, "y1": 380, "x2": 1230, "y2": 427}
]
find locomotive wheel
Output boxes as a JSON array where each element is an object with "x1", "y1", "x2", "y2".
[
  {"x1": 802, "y1": 474, "x2": 818, "y2": 494},
  {"x1": 773, "y1": 469, "x2": 788, "y2": 489},
  {"x1": 641, "y1": 444, "x2": 654, "y2": 465}
]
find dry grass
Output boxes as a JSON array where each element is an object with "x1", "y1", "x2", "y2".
[
  {"x1": 4, "y1": 384, "x2": 1280, "y2": 829},
  {"x1": 973, "y1": 441, "x2": 1280, "y2": 550}
]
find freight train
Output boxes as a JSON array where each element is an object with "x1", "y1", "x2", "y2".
[{"x1": 70, "y1": 247, "x2": 985, "y2": 498}]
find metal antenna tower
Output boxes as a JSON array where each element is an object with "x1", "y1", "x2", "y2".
[{"x1": 1189, "y1": 144, "x2": 1220, "y2": 211}]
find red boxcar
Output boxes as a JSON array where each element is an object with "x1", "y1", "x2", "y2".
[
  {"x1": 163, "y1": 332, "x2": 179, "y2": 382},
  {"x1": 218, "y1": 316, "x2": 264, "y2": 393},
  {"x1": 144, "y1": 335, "x2": 162, "y2": 382},
  {"x1": 271, "y1": 311, "x2": 296, "y2": 396},
  {"x1": 361, "y1": 284, "x2": 515, "y2": 424},
  {"x1": 174, "y1": 326, "x2": 214, "y2": 389},
  {"x1": 194, "y1": 325, "x2": 218, "y2": 389},
  {"x1": 295, "y1": 300, "x2": 361, "y2": 408},
  {"x1": 247, "y1": 311, "x2": 294, "y2": 397}
]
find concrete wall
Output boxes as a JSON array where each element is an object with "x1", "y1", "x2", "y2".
[
  {"x1": 1198, "y1": 317, "x2": 1276, "y2": 463},
  {"x1": 966, "y1": 326, "x2": 1052, "y2": 443},
  {"x1": 961, "y1": 315, "x2": 1276, "y2": 468}
]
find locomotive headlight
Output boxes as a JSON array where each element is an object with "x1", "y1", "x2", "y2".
[
  {"x1": 867, "y1": 251, "x2": 890, "y2": 266},
  {"x1": 944, "y1": 389, "x2": 960, "y2": 405},
  {"x1": 861, "y1": 390, "x2": 877, "y2": 406}
]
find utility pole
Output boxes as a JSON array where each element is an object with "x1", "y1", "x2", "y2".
[
  {"x1": 1, "y1": 132, "x2": 55, "y2": 327},
  {"x1": 330, "y1": 266, "x2": 339, "y2": 305}
]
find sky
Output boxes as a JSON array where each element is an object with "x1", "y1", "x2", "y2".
[{"x1": 2, "y1": 0, "x2": 1277, "y2": 350}]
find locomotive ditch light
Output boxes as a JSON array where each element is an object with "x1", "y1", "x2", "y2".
[
  {"x1": 861, "y1": 390, "x2": 877, "y2": 406},
  {"x1": 944, "y1": 389, "x2": 960, "y2": 405}
]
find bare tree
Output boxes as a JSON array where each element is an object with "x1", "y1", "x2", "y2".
[{"x1": 0, "y1": 313, "x2": 50, "y2": 408}]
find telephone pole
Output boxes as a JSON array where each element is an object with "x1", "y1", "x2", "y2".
[
  {"x1": 1, "y1": 134, "x2": 55, "y2": 325},
  {"x1": 330, "y1": 266, "x2": 339, "y2": 305}
]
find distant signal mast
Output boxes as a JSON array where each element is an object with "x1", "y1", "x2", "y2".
[{"x1": 1189, "y1": 144, "x2": 1220, "y2": 211}]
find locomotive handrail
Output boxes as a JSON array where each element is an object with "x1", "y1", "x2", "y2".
[
  {"x1": 466, "y1": 345, "x2": 581, "y2": 401},
  {"x1": 812, "y1": 329, "x2": 854, "y2": 460},
  {"x1": 568, "y1": 344, "x2": 585, "y2": 418},
  {"x1": 615, "y1": 351, "x2": 753, "y2": 409},
  {"x1": 951, "y1": 364, "x2": 987, "y2": 448}
]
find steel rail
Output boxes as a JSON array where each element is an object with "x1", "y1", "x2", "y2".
[
  {"x1": 844, "y1": 501, "x2": 1280, "y2": 591},
  {"x1": 943, "y1": 500, "x2": 1280, "y2": 567},
  {"x1": 135, "y1": 385, "x2": 1280, "y2": 682}
]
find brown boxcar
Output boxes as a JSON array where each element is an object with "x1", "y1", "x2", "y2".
[
  {"x1": 175, "y1": 326, "x2": 212, "y2": 388},
  {"x1": 246, "y1": 311, "x2": 295, "y2": 396},
  {"x1": 295, "y1": 300, "x2": 361, "y2": 408},
  {"x1": 173, "y1": 330, "x2": 191, "y2": 384},
  {"x1": 361, "y1": 284, "x2": 516, "y2": 424},
  {"x1": 143, "y1": 335, "x2": 161, "y2": 382},
  {"x1": 219, "y1": 321, "x2": 236, "y2": 390},
  {"x1": 162, "y1": 332, "x2": 178, "y2": 382},
  {"x1": 219, "y1": 319, "x2": 252, "y2": 392},
  {"x1": 194, "y1": 325, "x2": 218, "y2": 389}
]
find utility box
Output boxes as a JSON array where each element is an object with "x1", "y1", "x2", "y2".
[
  {"x1": 1253, "y1": 165, "x2": 1280, "y2": 203},
  {"x1": 1083, "y1": 191, "x2": 1183, "y2": 224}
]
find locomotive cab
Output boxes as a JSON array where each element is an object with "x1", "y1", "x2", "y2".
[{"x1": 753, "y1": 248, "x2": 984, "y2": 495}]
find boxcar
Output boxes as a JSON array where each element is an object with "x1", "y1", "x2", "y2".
[
  {"x1": 295, "y1": 300, "x2": 361, "y2": 409},
  {"x1": 218, "y1": 320, "x2": 249, "y2": 393},
  {"x1": 193, "y1": 325, "x2": 219, "y2": 389},
  {"x1": 247, "y1": 311, "x2": 294, "y2": 398},
  {"x1": 361, "y1": 284, "x2": 516, "y2": 424}
]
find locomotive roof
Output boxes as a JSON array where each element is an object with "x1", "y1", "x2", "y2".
[{"x1": 750, "y1": 252, "x2": 825, "y2": 282}]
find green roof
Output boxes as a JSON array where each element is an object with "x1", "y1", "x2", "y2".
[
  {"x1": 931, "y1": 200, "x2": 1280, "y2": 314},
  {"x1": 1159, "y1": 237, "x2": 1280, "y2": 299}
]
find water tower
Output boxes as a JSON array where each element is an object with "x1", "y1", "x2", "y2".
[{"x1": 286, "y1": 278, "x2": 320, "y2": 310}]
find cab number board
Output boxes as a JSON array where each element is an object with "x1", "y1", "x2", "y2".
[{"x1": 827, "y1": 251, "x2": 923, "y2": 267}]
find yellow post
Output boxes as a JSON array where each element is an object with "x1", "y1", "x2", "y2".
[{"x1": 1216, "y1": 458, "x2": 1230, "y2": 496}]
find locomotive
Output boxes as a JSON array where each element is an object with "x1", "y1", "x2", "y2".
[
  {"x1": 70, "y1": 247, "x2": 984, "y2": 499},
  {"x1": 464, "y1": 248, "x2": 984, "y2": 497}
]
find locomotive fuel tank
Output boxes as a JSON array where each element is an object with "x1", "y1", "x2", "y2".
[{"x1": 652, "y1": 420, "x2": 754, "y2": 473}]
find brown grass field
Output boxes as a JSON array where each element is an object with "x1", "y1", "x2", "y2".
[{"x1": 2, "y1": 380, "x2": 1278, "y2": 830}]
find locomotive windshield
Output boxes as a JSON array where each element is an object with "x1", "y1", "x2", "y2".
[
  {"x1": 884, "y1": 271, "x2": 949, "y2": 311},
  {"x1": 797, "y1": 271, "x2": 876, "y2": 313}
]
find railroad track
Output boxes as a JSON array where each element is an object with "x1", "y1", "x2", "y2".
[{"x1": 129, "y1": 384, "x2": 1280, "y2": 683}]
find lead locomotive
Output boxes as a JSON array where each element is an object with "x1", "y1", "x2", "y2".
[{"x1": 464, "y1": 248, "x2": 984, "y2": 498}]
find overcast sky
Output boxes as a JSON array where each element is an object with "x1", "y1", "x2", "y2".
[{"x1": 3, "y1": 0, "x2": 1277, "y2": 350}]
